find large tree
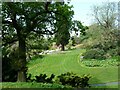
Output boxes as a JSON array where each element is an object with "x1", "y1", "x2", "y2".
[
  {"x1": 2, "y1": 2, "x2": 73, "y2": 82},
  {"x1": 55, "y1": 3, "x2": 74, "y2": 51}
]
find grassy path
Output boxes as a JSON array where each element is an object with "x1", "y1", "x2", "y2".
[{"x1": 27, "y1": 48, "x2": 118, "y2": 84}]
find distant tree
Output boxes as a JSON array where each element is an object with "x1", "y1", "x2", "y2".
[
  {"x1": 92, "y1": 2, "x2": 117, "y2": 30},
  {"x1": 55, "y1": 18, "x2": 88, "y2": 51},
  {"x1": 2, "y1": 2, "x2": 74, "y2": 82},
  {"x1": 55, "y1": 3, "x2": 74, "y2": 51}
]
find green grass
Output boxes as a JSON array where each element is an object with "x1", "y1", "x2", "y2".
[
  {"x1": 1, "y1": 82, "x2": 65, "y2": 88},
  {"x1": 27, "y1": 48, "x2": 118, "y2": 84},
  {"x1": 91, "y1": 84, "x2": 119, "y2": 88},
  {"x1": 1, "y1": 82, "x2": 119, "y2": 89}
]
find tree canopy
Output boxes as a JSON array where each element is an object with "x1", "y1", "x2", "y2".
[{"x1": 2, "y1": 2, "x2": 74, "y2": 82}]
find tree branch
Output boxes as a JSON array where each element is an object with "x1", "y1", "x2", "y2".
[
  {"x1": 3, "y1": 37, "x2": 18, "y2": 46},
  {"x1": 2, "y1": 20, "x2": 12, "y2": 24}
]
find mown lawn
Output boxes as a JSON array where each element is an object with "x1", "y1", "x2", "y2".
[
  {"x1": 1, "y1": 82, "x2": 119, "y2": 89},
  {"x1": 0, "y1": 82, "x2": 65, "y2": 88},
  {"x1": 27, "y1": 48, "x2": 118, "y2": 84},
  {"x1": 91, "y1": 84, "x2": 119, "y2": 88}
]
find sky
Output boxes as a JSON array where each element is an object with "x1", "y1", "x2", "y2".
[{"x1": 68, "y1": 0, "x2": 119, "y2": 26}]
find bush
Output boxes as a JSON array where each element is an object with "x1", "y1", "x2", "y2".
[
  {"x1": 81, "y1": 58, "x2": 119, "y2": 67},
  {"x1": 27, "y1": 74, "x2": 55, "y2": 83},
  {"x1": 82, "y1": 49, "x2": 106, "y2": 60},
  {"x1": 107, "y1": 48, "x2": 118, "y2": 56},
  {"x1": 57, "y1": 72, "x2": 91, "y2": 88},
  {"x1": 2, "y1": 57, "x2": 17, "y2": 82},
  {"x1": 82, "y1": 24, "x2": 119, "y2": 57},
  {"x1": 42, "y1": 42, "x2": 50, "y2": 50}
]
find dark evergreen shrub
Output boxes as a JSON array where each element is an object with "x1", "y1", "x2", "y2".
[
  {"x1": 57, "y1": 72, "x2": 91, "y2": 88},
  {"x1": 34, "y1": 74, "x2": 55, "y2": 83}
]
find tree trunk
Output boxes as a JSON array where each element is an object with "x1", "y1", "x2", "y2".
[
  {"x1": 61, "y1": 44, "x2": 65, "y2": 51},
  {"x1": 17, "y1": 70, "x2": 26, "y2": 82},
  {"x1": 17, "y1": 37, "x2": 26, "y2": 82}
]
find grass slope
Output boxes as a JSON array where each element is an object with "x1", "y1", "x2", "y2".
[{"x1": 27, "y1": 49, "x2": 118, "y2": 84}]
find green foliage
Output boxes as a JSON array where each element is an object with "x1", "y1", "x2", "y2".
[
  {"x1": 66, "y1": 40, "x2": 72, "y2": 50},
  {"x1": 106, "y1": 48, "x2": 118, "y2": 57},
  {"x1": 42, "y1": 42, "x2": 50, "y2": 50},
  {"x1": 69, "y1": 21, "x2": 89, "y2": 46},
  {"x1": 55, "y1": 29, "x2": 70, "y2": 47},
  {"x1": 2, "y1": 2, "x2": 75, "y2": 81},
  {"x1": 79, "y1": 35, "x2": 89, "y2": 43},
  {"x1": 89, "y1": 33, "x2": 119, "y2": 59},
  {"x1": 82, "y1": 27, "x2": 119, "y2": 60},
  {"x1": 71, "y1": 36, "x2": 75, "y2": 46},
  {"x1": 2, "y1": 56, "x2": 17, "y2": 82},
  {"x1": 70, "y1": 20, "x2": 88, "y2": 36},
  {"x1": 2, "y1": 44, "x2": 19, "y2": 82},
  {"x1": 82, "y1": 49, "x2": 106, "y2": 60},
  {"x1": 26, "y1": 34, "x2": 53, "y2": 60},
  {"x1": 81, "y1": 24, "x2": 102, "y2": 48},
  {"x1": 55, "y1": 4, "x2": 74, "y2": 51},
  {"x1": 57, "y1": 72, "x2": 91, "y2": 88},
  {"x1": 33, "y1": 74, "x2": 55, "y2": 83},
  {"x1": 81, "y1": 58, "x2": 119, "y2": 67}
]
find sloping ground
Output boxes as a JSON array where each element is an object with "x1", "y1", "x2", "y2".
[{"x1": 27, "y1": 49, "x2": 118, "y2": 84}]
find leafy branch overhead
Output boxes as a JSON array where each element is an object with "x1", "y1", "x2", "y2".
[{"x1": 2, "y1": 2, "x2": 75, "y2": 82}]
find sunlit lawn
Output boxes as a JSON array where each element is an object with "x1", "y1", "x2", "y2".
[{"x1": 27, "y1": 48, "x2": 118, "y2": 84}]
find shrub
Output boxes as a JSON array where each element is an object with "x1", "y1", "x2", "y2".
[
  {"x1": 35, "y1": 74, "x2": 47, "y2": 83},
  {"x1": 57, "y1": 72, "x2": 91, "y2": 88},
  {"x1": 81, "y1": 60, "x2": 102, "y2": 67},
  {"x1": 107, "y1": 48, "x2": 118, "y2": 57},
  {"x1": 81, "y1": 58, "x2": 119, "y2": 67},
  {"x1": 33, "y1": 74, "x2": 55, "y2": 83},
  {"x1": 82, "y1": 49, "x2": 106, "y2": 60}
]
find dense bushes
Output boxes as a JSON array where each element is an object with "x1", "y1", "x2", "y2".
[
  {"x1": 35, "y1": 74, "x2": 55, "y2": 83},
  {"x1": 2, "y1": 45, "x2": 18, "y2": 82},
  {"x1": 82, "y1": 49, "x2": 106, "y2": 60},
  {"x1": 80, "y1": 23, "x2": 120, "y2": 60},
  {"x1": 107, "y1": 48, "x2": 118, "y2": 57},
  {"x1": 27, "y1": 74, "x2": 55, "y2": 83},
  {"x1": 56, "y1": 72, "x2": 91, "y2": 88},
  {"x1": 81, "y1": 36, "x2": 120, "y2": 67},
  {"x1": 82, "y1": 45, "x2": 119, "y2": 60},
  {"x1": 2, "y1": 56, "x2": 17, "y2": 82},
  {"x1": 27, "y1": 72, "x2": 91, "y2": 88}
]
